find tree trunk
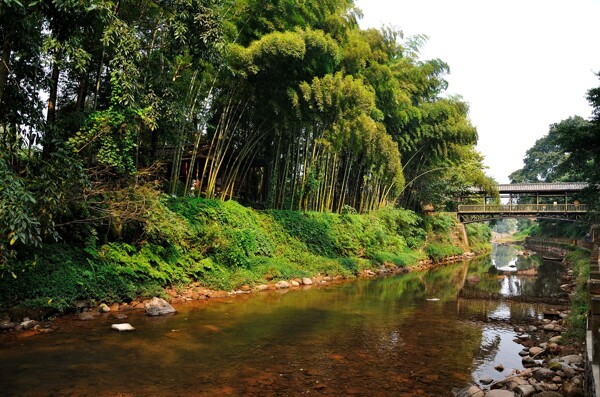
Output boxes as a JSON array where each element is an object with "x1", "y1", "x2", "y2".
[
  {"x1": 43, "y1": 52, "x2": 61, "y2": 159},
  {"x1": 75, "y1": 74, "x2": 88, "y2": 113},
  {"x1": 47, "y1": 58, "x2": 60, "y2": 125},
  {"x1": 0, "y1": 38, "x2": 11, "y2": 108}
]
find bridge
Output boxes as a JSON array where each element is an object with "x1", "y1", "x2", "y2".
[{"x1": 457, "y1": 182, "x2": 589, "y2": 223}]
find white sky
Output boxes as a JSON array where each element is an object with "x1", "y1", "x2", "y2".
[{"x1": 355, "y1": 0, "x2": 600, "y2": 183}]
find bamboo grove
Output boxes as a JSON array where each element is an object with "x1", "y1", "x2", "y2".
[{"x1": 0, "y1": 0, "x2": 495, "y2": 259}]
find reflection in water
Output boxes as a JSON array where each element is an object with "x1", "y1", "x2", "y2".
[
  {"x1": 462, "y1": 244, "x2": 567, "y2": 303},
  {"x1": 458, "y1": 244, "x2": 567, "y2": 386},
  {"x1": 0, "y1": 246, "x2": 566, "y2": 396}
]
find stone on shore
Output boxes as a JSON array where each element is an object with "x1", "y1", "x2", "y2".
[
  {"x1": 467, "y1": 385, "x2": 485, "y2": 397},
  {"x1": 505, "y1": 376, "x2": 527, "y2": 390},
  {"x1": 0, "y1": 321, "x2": 17, "y2": 330},
  {"x1": 533, "y1": 368, "x2": 554, "y2": 381},
  {"x1": 144, "y1": 297, "x2": 176, "y2": 316},
  {"x1": 20, "y1": 319, "x2": 38, "y2": 330},
  {"x1": 563, "y1": 381, "x2": 585, "y2": 397},
  {"x1": 302, "y1": 277, "x2": 313, "y2": 285},
  {"x1": 559, "y1": 354, "x2": 584, "y2": 366},
  {"x1": 521, "y1": 356, "x2": 536, "y2": 368},
  {"x1": 111, "y1": 323, "x2": 135, "y2": 331},
  {"x1": 548, "y1": 361, "x2": 563, "y2": 371},
  {"x1": 528, "y1": 346, "x2": 544, "y2": 356},
  {"x1": 534, "y1": 392, "x2": 562, "y2": 397},
  {"x1": 276, "y1": 281, "x2": 290, "y2": 289},
  {"x1": 485, "y1": 390, "x2": 515, "y2": 397},
  {"x1": 512, "y1": 384, "x2": 535, "y2": 397}
]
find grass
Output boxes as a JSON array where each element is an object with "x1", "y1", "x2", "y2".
[
  {"x1": 0, "y1": 192, "x2": 490, "y2": 314},
  {"x1": 563, "y1": 248, "x2": 591, "y2": 342}
]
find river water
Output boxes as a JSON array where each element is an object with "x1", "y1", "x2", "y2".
[{"x1": 0, "y1": 244, "x2": 568, "y2": 396}]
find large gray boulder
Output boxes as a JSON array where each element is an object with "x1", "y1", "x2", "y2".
[{"x1": 145, "y1": 297, "x2": 176, "y2": 316}]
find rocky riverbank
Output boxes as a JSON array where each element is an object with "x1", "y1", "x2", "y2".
[
  {"x1": 0, "y1": 251, "x2": 478, "y2": 333},
  {"x1": 462, "y1": 268, "x2": 587, "y2": 397}
]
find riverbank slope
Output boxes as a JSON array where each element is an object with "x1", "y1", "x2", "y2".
[{"x1": 0, "y1": 196, "x2": 491, "y2": 319}]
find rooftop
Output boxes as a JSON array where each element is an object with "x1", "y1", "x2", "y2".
[{"x1": 471, "y1": 182, "x2": 589, "y2": 194}]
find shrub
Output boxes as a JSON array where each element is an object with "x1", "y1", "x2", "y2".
[
  {"x1": 564, "y1": 249, "x2": 590, "y2": 342},
  {"x1": 424, "y1": 242, "x2": 464, "y2": 262},
  {"x1": 465, "y1": 223, "x2": 492, "y2": 252}
]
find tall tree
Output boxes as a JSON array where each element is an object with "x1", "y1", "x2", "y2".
[{"x1": 509, "y1": 116, "x2": 588, "y2": 183}]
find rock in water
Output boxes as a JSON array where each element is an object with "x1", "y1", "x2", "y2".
[
  {"x1": 111, "y1": 323, "x2": 135, "y2": 332},
  {"x1": 78, "y1": 312, "x2": 97, "y2": 321},
  {"x1": 145, "y1": 297, "x2": 176, "y2": 316}
]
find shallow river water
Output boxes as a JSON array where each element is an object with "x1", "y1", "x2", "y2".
[{"x1": 0, "y1": 244, "x2": 568, "y2": 396}]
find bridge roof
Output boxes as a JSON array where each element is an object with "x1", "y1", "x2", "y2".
[{"x1": 471, "y1": 182, "x2": 589, "y2": 194}]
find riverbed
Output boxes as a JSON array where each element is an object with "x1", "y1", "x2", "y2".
[{"x1": 0, "y1": 244, "x2": 568, "y2": 396}]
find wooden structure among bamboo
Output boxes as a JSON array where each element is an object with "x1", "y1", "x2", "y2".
[{"x1": 458, "y1": 182, "x2": 590, "y2": 223}]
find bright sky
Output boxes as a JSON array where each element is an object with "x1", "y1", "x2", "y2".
[{"x1": 356, "y1": 0, "x2": 600, "y2": 183}]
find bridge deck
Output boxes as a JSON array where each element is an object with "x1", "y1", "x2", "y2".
[{"x1": 457, "y1": 204, "x2": 589, "y2": 223}]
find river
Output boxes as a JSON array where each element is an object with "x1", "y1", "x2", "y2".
[{"x1": 0, "y1": 244, "x2": 568, "y2": 396}]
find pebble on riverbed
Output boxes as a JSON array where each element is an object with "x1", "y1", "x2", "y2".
[
  {"x1": 458, "y1": 259, "x2": 589, "y2": 397},
  {"x1": 461, "y1": 305, "x2": 586, "y2": 397}
]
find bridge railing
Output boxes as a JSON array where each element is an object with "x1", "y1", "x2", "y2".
[{"x1": 458, "y1": 204, "x2": 588, "y2": 213}]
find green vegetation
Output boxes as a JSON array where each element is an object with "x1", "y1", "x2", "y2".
[
  {"x1": 510, "y1": 223, "x2": 540, "y2": 242},
  {"x1": 465, "y1": 223, "x2": 493, "y2": 253},
  {"x1": 563, "y1": 249, "x2": 591, "y2": 342},
  {"x1": 508, "y1": 74, "x2": 600, "y2": 237},
  {"x1": 0, "y1": 0, "x2": 497, "y2": 269},
  {"x1": 0, "y1": 191, "x2": 486, "y2": 312}
]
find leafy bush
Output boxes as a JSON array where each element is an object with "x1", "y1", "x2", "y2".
[
  {"x1": 0, "y1": 146, "x2": 88, "y2": 266},
  {"x1": 424, "y1": 242, "x2": 464, "y2": 262},
  {"x1": 269, "y1": 210, "x2": 337, "y2": 257},
  {"x1": 465, "y1": 223, "x2": 492, "y2": 252},
  {"x1": 0, "y1": 245, "x2": 140, "y2": 311}
]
